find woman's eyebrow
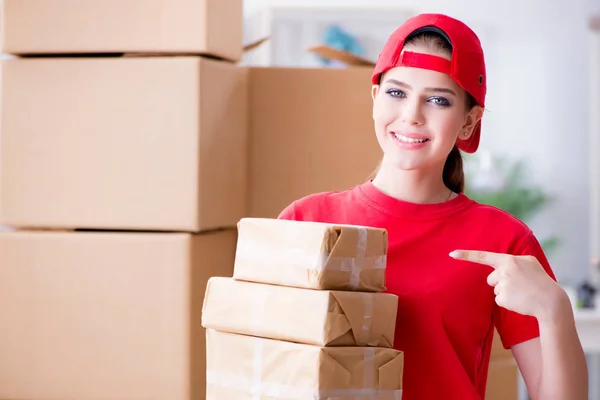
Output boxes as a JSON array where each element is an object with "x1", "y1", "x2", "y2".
[{"x1": 383, "y1": 78, "x2": 457, "y2": 96}]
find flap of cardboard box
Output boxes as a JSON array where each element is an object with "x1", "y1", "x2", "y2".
[
  {"x1": 307, "y1": 45, "x2": 376, "y2": 67},
  {"x1": 242, "y1": 36, "x2": 376, "y2": 68},
  {"x1": 242, "y1": 37, "x2": 270, "y2": 52}
]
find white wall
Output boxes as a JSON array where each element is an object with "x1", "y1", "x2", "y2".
[{"x1": 244, "y1": 0, "x2": 594, "y2": 285}]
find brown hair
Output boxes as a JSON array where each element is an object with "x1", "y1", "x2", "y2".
[{"x1": 369, "y1": 31, "x2": 478, "y2": 194}]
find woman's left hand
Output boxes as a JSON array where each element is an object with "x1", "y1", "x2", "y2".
[{"x1": 449, "y1": 249, "x2": 565, "y2": 321}]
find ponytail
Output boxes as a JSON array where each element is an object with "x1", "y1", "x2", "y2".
[
  {"x1": 443, "y1": 146, "x2": 465, "y2": 193},
  {"x1": 368, "y1": 145, "x2": 465, "y2": 194}
]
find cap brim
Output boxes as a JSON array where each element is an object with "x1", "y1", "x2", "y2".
[{"x1": 457, "y1": 121, "x2": 481, "y2": 153}]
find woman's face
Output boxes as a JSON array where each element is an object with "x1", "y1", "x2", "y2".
[{"x1": 371, "y1": 43, "x2": 481, "y2": 172}]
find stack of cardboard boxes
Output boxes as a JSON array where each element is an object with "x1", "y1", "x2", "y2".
[
  {"x1": 201, "y1": 217, "x2": 404, "y2": 398},
  {"x1": 0, "y1": 0, "x2": 247, "y2": 399}
]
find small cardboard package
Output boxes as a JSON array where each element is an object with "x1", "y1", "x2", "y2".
[
  {"x1": 205, "y1": 329, "x2": 404, "y2": 399},
  {"x1": 233, "y1": 218, "x2": 388, "y2": 291},
  {"x1": 202, "y1": 277, "x2": 398, "y2": 347}
]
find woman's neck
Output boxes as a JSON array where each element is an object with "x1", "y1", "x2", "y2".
[{"x1": 371, "y1": 161, "x2": 455, "y2": 204}]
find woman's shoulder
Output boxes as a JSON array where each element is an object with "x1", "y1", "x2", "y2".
[
  {"x1": 460, "y1": 195, "x2": 537, "y2": 250},
  {"x1": 466, "y1": 197, "x2": 530, "y2": 228},
  {"x1": 277, "y1": 185, "x2": 363, "y2": 221}
]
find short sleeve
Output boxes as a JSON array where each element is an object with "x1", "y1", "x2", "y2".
[{"x1": 492, "y1": 232, "x2": 558, "y2": 349}]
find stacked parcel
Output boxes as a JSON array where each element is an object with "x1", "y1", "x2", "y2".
[{"x1": 202, "y1": 218, "x2": 405, "y2": 399}]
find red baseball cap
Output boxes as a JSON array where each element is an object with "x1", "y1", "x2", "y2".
[{"x1": 372, "y1": 13, "x2": 486, "y2": 153}]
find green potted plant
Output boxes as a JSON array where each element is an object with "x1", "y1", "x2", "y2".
[{"x1": 463, "y1": 152, "x2": 560, "y2": 256}]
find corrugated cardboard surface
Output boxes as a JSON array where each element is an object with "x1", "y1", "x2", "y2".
[
  {"x1": 247, "y1": 66, "x2": 383, "y2": 219},
  {"x1": 202, "y1": 277, "x2": 398, "y2": 347},
  {"x1": 486, "y1": 330, "x2": 518, "y2": 399},
  {"x1": 491, "y1": 329, "x2": 513, "y2": 359},
  {"x1": 0, "y1": 56, "x2": 247, "y2": 232},
  {"x1": 485, "y1": 358, "x2": 519, "y2": 400},
  {"x1": 205, "y1": 329, "x2": 404, "y2": 399},
  {"x1": 0, "y1": 229, "x2": 237, "y2": 400},
  {"x1": 233, "y1": 218, "x2": 388, "y2": 291},
  {"x1": 0, "y1": 0, "x2": 242, "y2": 61}
]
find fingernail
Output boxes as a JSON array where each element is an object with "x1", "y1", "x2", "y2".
[{"x1": 449, "y1": 251, "x2": 461, "y2": 258}]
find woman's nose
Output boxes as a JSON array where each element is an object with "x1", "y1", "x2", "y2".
[{"x1": 401, "y1": 100, "x2": 425, "y2": 126}]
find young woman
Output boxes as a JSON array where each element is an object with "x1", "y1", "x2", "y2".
[{"x1": 278, "y1": 13, "x2": 588, "y2": 400}]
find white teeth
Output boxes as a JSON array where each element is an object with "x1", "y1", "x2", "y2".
[{"x1": 394, "y1": 133, "x2": 428, "y2": 143}]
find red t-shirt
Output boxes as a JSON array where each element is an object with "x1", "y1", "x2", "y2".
[{"x1": 278, "y1": 180, "x2": 556, "y2": 400}]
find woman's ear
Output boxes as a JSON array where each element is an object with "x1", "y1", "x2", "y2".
[
  {"x1": 371, "y1": 85, "x2": 381, "y2": 121},
  {"x1": 461, "y1": 105, "x2": 484, "y2": 139},
  {"x1": 371, "y1": 85, "x2": 380, "y2": 102}
]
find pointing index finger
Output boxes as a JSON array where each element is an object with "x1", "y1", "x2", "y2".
[{"x1": 449, "y1": 250, "x2": 511, "y2": 268}]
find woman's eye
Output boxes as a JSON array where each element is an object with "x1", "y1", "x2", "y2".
[
  {"x1": 386, "y1": 89, "x2": 405, "y2": 98},
  {"x1": 429, "y1": 97, "x2": 451, "y2": 107}
]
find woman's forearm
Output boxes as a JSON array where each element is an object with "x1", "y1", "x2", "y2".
[{"x1": 536, "y1": 291, "x2": 588, "y2": 400}]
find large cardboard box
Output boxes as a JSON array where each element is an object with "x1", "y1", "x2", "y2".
[
  {"x1": 202, "y1": 277, "x2": 398, "y2": 347},
  {"x1": 0, "y1": 0, "x2": 242, "y2": 62},
  {"x1": 485, "y1": 329, "x2": 519, "y2": 399},
  {"x1": 485, "y1": 358, "x2": 519, "y2": 400},
  {"x1": 247, "y1": 63, "x2": 383, "y2": 218},
  {"x1": 490, "y1": 328, "x2": 513, "y2": 359},
  {"x1": 0, "y1": 228, "x2": 237, "y2": 400},
  {"x1": 0, "y1": 56, "x2": 248, "y2": 232},
  {"x1": 233, "y1": 218, "x2": 388, "y2": 291},
  {"x1": 205, "y1": 329, "x2": 404, "y2": 399}
]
